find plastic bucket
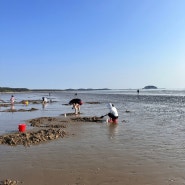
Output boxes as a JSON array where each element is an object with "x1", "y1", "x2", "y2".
[{"x1": 18, "y1": 124, "x2": 26, "y2": 132}]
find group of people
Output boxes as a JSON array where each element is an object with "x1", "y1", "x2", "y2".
[
  {"x1": 9, "y1": 95, "x2": 119, "y2": 123},
  {"x1": 69, "y1": 98, "x2": 119, "y2": 123}
]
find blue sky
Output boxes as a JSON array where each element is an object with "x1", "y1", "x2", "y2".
[{"x1": 0, "y1": 0, "x2": 185, "y2": 89}]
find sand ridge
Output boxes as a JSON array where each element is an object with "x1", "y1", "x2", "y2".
[{"x1": 0, "y1": 115, "x2": 104, "y2": 147}]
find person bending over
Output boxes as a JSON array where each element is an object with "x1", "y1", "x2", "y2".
[
  {"x1": 69, "y1": 98, "x2": 83, "y2": 115},
  {"x1": 107, "y1": 103, "x2": 118, "y2": 122}
]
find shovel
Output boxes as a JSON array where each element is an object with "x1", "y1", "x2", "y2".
[{"x1": 100, "y1": 114, "x2": 108, "y2": 118}]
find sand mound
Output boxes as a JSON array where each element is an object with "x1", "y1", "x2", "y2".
[
  {"x1": 1, "y1": 108, "x2": 38, "y2": 112},
  {"x1": 0, "y1": 103, "x2": 10, "y2": 107},
  {"x1": 28, "y1": 117, "x2": 67, "y2": 128},
  {"x1": 85, "y1": 102, "x2": 101, "y2": 104},
  {"x1": 0, "y1": 115, "x2": 104, "y2": 147},
  {"x1": 0, "y1": 179, "x2": 21, "y2": 185},
  {"x1": 0, "y1": 128, "x2": 66, "y2": 146},
  {"x1": 70, "y1": 116, "x2": 103, "y2": 122}
]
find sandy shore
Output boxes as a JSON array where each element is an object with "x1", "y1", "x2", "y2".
[{"x1": 0, "y1": 114, "x2": 184, "y2": 185}]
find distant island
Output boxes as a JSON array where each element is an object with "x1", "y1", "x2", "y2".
[
  {"x1": 143, "y1": 85, "x2": 157, "y2": 89},
  {"x1": 0, "y1": 87, "x2": 110, "y2": 92}
]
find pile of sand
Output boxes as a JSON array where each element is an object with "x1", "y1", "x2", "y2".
[
  {"x1": 0, "y1": 115, "x2": 104, "y2": 147},
  {"x1": 0, "y1": 128, "x2": 66, "y2": 147},
  {"x1": 0, "y1": 179, "x2": 21, "y2": 185},
  {"x1": 70, "y1": 116, "x2": 104, "y2": 122},
  {"x1": 1, "y1": 108, "x2": 38, "y2": 112}
]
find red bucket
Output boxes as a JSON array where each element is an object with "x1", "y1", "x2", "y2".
[{"x1": 18, "y1": 124, "x2": 26, "y2": 132}]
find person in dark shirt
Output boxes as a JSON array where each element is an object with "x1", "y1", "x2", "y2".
[{"x1": 69, "y1": 98, "x2": 83, "y2": 115}]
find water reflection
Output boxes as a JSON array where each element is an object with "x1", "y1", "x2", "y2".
[
  {"x1": 42, "y1": 103, "x2": 48, "y2": 110},
  {"x1": 10, "y1": 104, "x2": 15, "y2": 112},
  {"x1": 108, "y1": 123, "x2": 118, "y2": 139}
]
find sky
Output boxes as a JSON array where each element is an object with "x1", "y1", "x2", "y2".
[{"x1": 0, "y1": 0, "x2": 185, "y2": 89}]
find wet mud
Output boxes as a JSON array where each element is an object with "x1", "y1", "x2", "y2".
[
  {"x1": 0, "y1": 103, "x2": 10, "y2": 107},
  {"x1": 0, "y1": 128, "x2": 66, "y2": 147},
  {"x1": 0, "y1": 108, "x2": 38, "y2": 112},
  {"x1": 85, "y1": 101, "x2": 101, "y2": 104},
  {"x1": 0, "y1": 116, "x2": 104, "y2": 147},
  {"x1": 70, "y1": 116, "x2": 104, "y2": 122},
  {"x1": 0, "y1": 179, "x2": 21, "y2": 185},
  {"x1": 62, "y1": 101, "x2": 101, "y2": 106}
]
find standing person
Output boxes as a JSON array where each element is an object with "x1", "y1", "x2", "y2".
[
  {"x1": 137, "y1": 89, "x2": 140, "y2": 95},
  {"x1": 69, "y1": 98, "x2": 83, "y2": 115},
  {"x1": 10, "y1": 95, "x2": 15, "y2": 105},
  {"x1": 107, "y1": 103, "x2": 118, "y2": 123}
]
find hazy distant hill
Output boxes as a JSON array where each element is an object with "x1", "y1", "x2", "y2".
[
  {"x1": 143, "y1": 85, "x2": 157, "y2": 89},
  {"x1": 0, "y1": 87, "x2": 110, "y2": 92},
  {"x1": 0, "y1": 87, "x2": 29, "y2": 92}
]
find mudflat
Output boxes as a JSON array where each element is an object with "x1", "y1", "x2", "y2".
[{"x1": 0, "y1": 115, "x2": 184, "y2": 185}]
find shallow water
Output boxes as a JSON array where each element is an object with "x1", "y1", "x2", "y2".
[{"x1": 1, "y1": 90, "x2": 185, "y2": 184}]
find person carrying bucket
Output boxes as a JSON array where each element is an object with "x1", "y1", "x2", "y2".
[{"x1": 107, "y1": 103, "x2": 118, "y2": 123}]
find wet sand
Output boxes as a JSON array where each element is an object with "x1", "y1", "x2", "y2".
[
  {"x1": 0, "y1": 115, "x2": 184, "y2": 185},
  {"x1": 0, "y1": 116, "x2": 103, "y2": 146},
  {"x1": 1, "y1": 93, "x2": 185, "y2": 185}
]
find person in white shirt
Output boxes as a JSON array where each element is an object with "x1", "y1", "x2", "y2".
[
  {"x1": 107, "y1": 103, "x2": 118, "y2": 122},
  {"x1": 42, "y1": 97, "x2": 48, "y2": 104}
]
